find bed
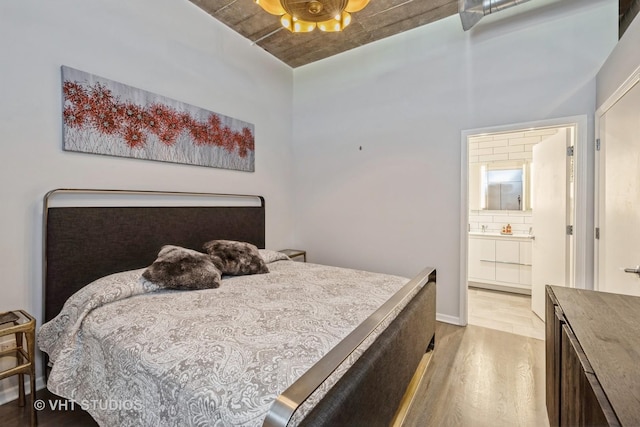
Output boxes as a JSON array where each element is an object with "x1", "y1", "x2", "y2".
[{"x1": 39, "y1": 189, "x2": 436, "y2": 427}]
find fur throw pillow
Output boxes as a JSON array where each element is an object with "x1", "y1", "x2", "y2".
[
  {"x1": 143, "y1": 245, "x2": 222, "y2": 290},
  {"x1": 202, "y1": 240, "x2": 269, "y2": 276},
  {"x1": 258, "y1": 249, "x2": 292, "y2": 264}
]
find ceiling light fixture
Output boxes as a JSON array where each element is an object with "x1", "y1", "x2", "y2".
[{"x1": 255, "y1": 0, "x2": 369, "y2": 33}]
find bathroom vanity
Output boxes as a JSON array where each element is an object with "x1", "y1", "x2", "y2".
[{"x1": 468, "y1": 232, "x2": 533, "y2": 294}]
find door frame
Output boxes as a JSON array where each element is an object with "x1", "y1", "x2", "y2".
[
  {"x1": 594, "y1": 67, "x2": 640, "y2": 291},
  {"x1": 459, "y1": 115, "x2": 588, "y2": 326}
]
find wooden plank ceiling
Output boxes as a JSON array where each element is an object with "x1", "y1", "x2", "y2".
[
  {"x1": 189, "y1": 0, "x2": 459, "y2": 67},
  {"x1": 190, "y1": 1, "x2": 637, "y2": 68}
]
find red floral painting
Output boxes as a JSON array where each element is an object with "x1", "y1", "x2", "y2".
[{"x1": 61, "y1": 66, "x2": 255, "y2": 172}]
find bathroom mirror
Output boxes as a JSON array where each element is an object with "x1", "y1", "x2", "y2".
[
  {"x1": 469, "y1": 160, "x2": 531, "y2": 211},
  {"x1": 487, "y1": 168, "x2": 523, "y2": 210}
]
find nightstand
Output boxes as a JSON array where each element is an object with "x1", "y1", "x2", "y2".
[
  {"x1": 0, "y1": 310, "x2": 36, "y2": 427},
  {"x1": 279, "y1": 249, "x2": 306, "y2": 262}
]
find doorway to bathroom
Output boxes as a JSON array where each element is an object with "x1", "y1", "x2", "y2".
[{"x1": 460, "y1": 116, "x2": 588, "y2": 330}]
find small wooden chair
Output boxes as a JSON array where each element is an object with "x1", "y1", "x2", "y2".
[{"x1": 0, "y1": 310, "x2": 36, "y2": 426}]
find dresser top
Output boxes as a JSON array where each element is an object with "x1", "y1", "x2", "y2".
[{"x1": 550, "y1": 286, "x2": 640, "y2": 426}]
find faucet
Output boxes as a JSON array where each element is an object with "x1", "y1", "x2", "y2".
[
  {"x1": 529, "y1": 226, "x2": 533, "y2": 235},
  {"x1": 481, "y1": 225, "x2": 487, "y2": 233}
]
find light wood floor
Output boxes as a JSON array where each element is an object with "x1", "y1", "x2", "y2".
[
  {"x1": 468, "y1": 286, "x2": 545, "y2": 340},
  {"x1": 403, "y1": 322, "x2": 549, "y2": 427}
]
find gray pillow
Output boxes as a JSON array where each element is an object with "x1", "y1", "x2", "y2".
[
  {"x1": 143, "y1": 245, "x2": 222, "y2": 290},
  {"x1": 202, "y1": 240, "x2": 269, "y2": 276}
]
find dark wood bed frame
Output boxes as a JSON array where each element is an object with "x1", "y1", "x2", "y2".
[{"x1": 43, "y1": 188, "x2": 436, "y2": 427}]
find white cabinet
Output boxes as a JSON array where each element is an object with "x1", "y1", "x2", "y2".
[
  {"x1": 469, "y1": 237, "x2": 495, "y2": 281},
  {"x1": 495, "y1": 240, "x2": 520, "y2": 283},
  {"x1": 519, "y1": 241, "x2": 532, "y2": 286},
  {"x1": 468, "y1": 234, "x2": 533, "y2": 293}
]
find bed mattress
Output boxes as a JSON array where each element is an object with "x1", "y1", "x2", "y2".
[{"x1": 39, "y1": 256, "x2": 419, "y2": 427}]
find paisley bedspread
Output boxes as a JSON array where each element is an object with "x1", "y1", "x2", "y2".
[{"x1": 39, "y1": 255, "x2": 412, "y2": 426}]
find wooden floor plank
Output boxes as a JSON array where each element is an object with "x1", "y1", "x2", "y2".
[
  {"x1": 403, "y1": 322, "x2": 549, "y2": 427},
  {"x1": 468, "y1": 287, "x2": 545, "y2": 340}
]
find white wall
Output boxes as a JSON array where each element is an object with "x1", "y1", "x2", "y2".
[
  {"x1": 292, "y1": 0, "x2": 617, "y2": 323},
  {"x1": 597, "y1": 3, "x2": 640, "y2": 107},
  {"x1": 0, "y1": 0, "x2": 293, "y2": 347}
]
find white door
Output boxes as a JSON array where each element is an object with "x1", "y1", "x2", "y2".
[
  {"x1": 597, "y1": 80, "x2": 640, "y2": 297},
  {"x1": 531, "y1": 130, "x2": 569, "y2": 318}
]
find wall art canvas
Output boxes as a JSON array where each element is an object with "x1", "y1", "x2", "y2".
[{"x1": 61, "y1": 66, "x2": 255, "y2": 172}]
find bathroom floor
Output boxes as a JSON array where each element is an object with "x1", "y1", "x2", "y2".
[{"x1": 468, "y1": 285, "x2": 545, "y2": 340}]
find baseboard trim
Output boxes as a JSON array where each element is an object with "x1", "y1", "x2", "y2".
[
  {"x1": 436, "y1": 312, "x2": 462, "y2": 325},
  {"x1": 0, "y1": 376, "x2": 46, "y2": 406}
]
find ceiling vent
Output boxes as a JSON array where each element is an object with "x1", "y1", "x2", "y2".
[{"x1": 459, "y1": 0, "x2": 532, "y2": 31}]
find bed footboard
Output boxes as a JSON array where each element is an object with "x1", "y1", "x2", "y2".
[{"x1": 265, "y1": 267, "x2": 436, "y2": 427}]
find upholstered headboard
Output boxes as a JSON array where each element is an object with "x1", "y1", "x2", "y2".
[{"x1": 43, "y1": 189, "x2": 265, "y2": 323}]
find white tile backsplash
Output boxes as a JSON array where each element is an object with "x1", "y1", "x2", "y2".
[
  {"x1": 524, "y1": 129, "x2": 559, "y2": 137},
  {"x1": 478, "y1": 153, "x2": 509, "y2": 162},
  {"x1": 481, "y1": 139, "x2": 509, "y2": 148},
  {"x1": 508, "y1": 136, "x2": 541, "y2": 146},
  {"x1": 469, "y1": 148, "x2": 494, "y2": 156},
  {"x1": 509, "y1": 151, "x2": 534, "y2": 160},
  {"x1": 468, "y1": 129, "x2": 559, "y2": 166},
  {"x1": 471, "y1": 135, "x2": 494, "y2": 143},
  {"x1": 469, "y1": 210, "x2": 533, "y2": 235},
  {"x1": 494, "y1": 145, "x2": 524, "y2": 154}
]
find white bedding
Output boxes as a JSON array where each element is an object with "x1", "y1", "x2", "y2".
[{"x1": 39, "y1": 255, "x2": 413, "y2": 427}]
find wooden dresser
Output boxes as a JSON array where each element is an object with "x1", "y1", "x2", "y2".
[{"x1": 545, "y1": 285, "x2": 640, "y2": 426}]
